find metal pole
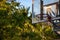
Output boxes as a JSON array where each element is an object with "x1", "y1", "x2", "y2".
[
  {"x1": 40, "y1": 0, "x2": 43, "y2": 20},
  {"x1": 59, "y1": 0, "x2": 60, "y2": 16},
  {"x1": 56, "y1": 3, "x2": 58, "y2": 17},
  {"x1": 32, "y1": 0, "x2": 35, "y2": 18}
]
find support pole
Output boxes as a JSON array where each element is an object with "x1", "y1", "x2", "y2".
[
  {"x1": 40, "y1": 0, "x2": 43, "y2": 20},
  {"x1": 56, "y1": 3, "x2": 58, "y2": 17},
  {"x1": 32, "y1": 0, "x2": 35, "y2": 18},
  {"x1": 59, "y1": 0, "x2": 60, "y2": 16}
]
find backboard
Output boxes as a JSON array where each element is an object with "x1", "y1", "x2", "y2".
[{"x1": 32, "y1": 0, "x2": 59, "y2": 24}]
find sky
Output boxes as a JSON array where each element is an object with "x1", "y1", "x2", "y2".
[
  {"x1": 16, "y1": 0, "x2": 32, "y2": 12},
  {"x1": 16, "y1": 0, "x2": 59, "y2": 15}
]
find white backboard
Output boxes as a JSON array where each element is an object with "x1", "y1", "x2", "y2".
[{"x1": 32, "y1": 0, "x2": 59, "y2": 24}]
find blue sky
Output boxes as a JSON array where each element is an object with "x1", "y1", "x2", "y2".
[
  {"x1": 16, "y1": 0, "x2": 32, "y2": 12},
  {"x1": 44, "y1": 0, "x2": 59, "y2": 5},
  {"x1": 16, "y1": 0, "x2": 59, "y2": 14}
]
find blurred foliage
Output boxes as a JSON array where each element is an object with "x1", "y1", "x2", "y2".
[{"x1": 0, "y1": 0, "x2": 59, "y2": 40}]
